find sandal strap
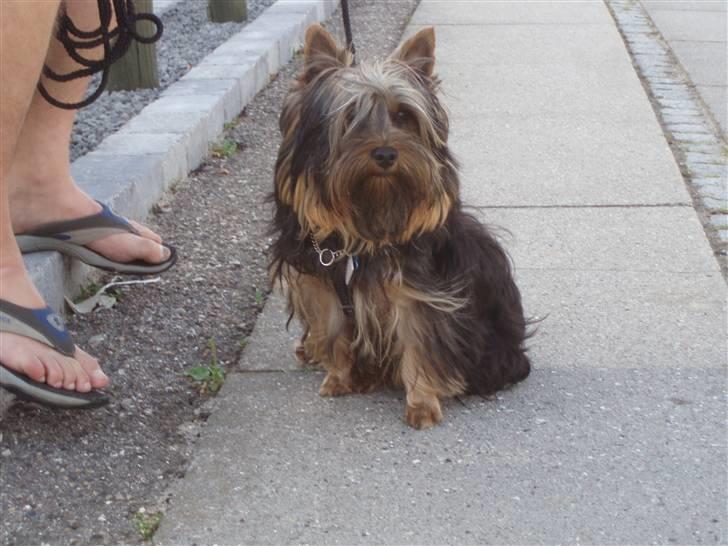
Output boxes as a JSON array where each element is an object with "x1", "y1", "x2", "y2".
[
  {"x1": 0, "y1": 300, "x2": 75, "y2": 357},
  {"x1": 22, "y1": 201, "x2": 138, "y2": 245}
]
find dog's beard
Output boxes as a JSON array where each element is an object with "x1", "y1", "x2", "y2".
[
  {"x1": 330, "y1": 149, "x2": 439, "y2": 244},
  {"x1": 349, "y1": 174, "x2": 424, "y2": 241}
]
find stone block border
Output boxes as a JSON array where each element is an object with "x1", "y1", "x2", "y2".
[{"x1": 25, "y1": 0, "x2": 339, "y2": 312}]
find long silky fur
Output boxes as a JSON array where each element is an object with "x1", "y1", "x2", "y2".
[{"x1": 269, "y1": 26, "x2": 531, "y2": 402}]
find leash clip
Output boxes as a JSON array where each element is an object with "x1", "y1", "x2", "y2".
[
  {"x1": 311, "y1": 235, "x2": 346, "y2": 267},
  {"x1": 319, "y1": 248, "x2": 336, "y2": 267}
]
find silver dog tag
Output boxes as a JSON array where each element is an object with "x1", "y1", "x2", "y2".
[{"x1": 345, "y1": 256, "x2": 355, "y2": 286}]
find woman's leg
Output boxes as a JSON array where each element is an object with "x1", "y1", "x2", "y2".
[
  {"x1": 1, "y1": 0, "x2": 107, "y2": 393},
  {"x1": 8, "y1": 0, "x2": 170, "y2": 266}
]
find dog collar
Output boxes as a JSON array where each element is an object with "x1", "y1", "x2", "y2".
[{"x1": 310, "y1": 235, "x2": 360, "y2": 316}]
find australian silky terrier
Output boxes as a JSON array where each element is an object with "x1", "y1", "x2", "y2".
[{"x1": 269, "y1": 24, "x2": 531, "y2": 428}]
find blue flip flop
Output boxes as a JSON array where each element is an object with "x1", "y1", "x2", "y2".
[
  {"x1": 0, "y1": 299, "x2": 109, "y2": 409},
  {"x1": 16, "y1": 202, "x2": 177, "y2": 275}
]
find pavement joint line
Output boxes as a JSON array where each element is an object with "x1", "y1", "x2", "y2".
[
  {"x1": 23, "y1": 0, "x2": 340, "y2": 314},
  {"x1": 474, "y1": 203, "x2": 692, "y2": 209},
  {"x1": 230, "y1": 369, "x2": 312, "y2": 375},
  {"x1": 516, "y1": 267, "x2": 720, "y2": 274},
  {"x1": 606, "y1": 0, "x2": 728, "y2": 275},
  {"x1": 410, "y1": 22, "x2": 612, "y2": 26}
]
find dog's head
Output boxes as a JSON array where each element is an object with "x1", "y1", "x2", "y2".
[{"x1": 275, "y1": 24, "x2": 459, "y2": 253}]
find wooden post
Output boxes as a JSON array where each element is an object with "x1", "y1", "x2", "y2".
[
  {"x1": 107, "y1": 0, "x2": 159, "y2": 91},
  {"x1": 208, "y1": 0, "x2": 247, "y2": 23}
]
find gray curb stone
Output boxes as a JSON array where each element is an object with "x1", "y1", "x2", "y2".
[{"x1": 24, "y1": 0, "x2": 339, "y2": 313}]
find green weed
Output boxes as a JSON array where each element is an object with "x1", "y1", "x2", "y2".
[
  {"x1": 133, "y1": 510, "x2": 162, "y2": 541},
  {"x1": 211, "y1": 139, "x2": 238, "y2": 158},
  {"x1": 184, "y1": 338, "x2": 225, "y2": 394},
  {"x1": 74, "y1": 282, "x2": 101, "y2": 303},
  {"x1": 73, "y1": 281, "x2": 124, "y2": 303}
]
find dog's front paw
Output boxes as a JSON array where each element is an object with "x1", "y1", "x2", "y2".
[
  {"x1": 319, "y1": 373, "x2": 354, "y2": 397},
  {"x1": 405, "y1": 402, "x2": 443, "y2": 429}
]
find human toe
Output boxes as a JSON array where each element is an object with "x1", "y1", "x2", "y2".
[
  {"x1": 75, "y1": 347, "x2": 108, "y2": 389},
  {"x1": 129, "y1": 220, "x2": 163, "y2": 244}
]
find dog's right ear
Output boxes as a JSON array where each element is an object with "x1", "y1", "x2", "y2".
[{"x1": 302, "y1": 24, "x2": 350, "y2": 79}]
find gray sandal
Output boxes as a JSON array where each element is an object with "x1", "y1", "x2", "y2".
[
  {"x1": 0, "y1": 299, "x2": 109, "y2": 409},
  {"x1": 16, "y1": 201, "x2": 177, "y2": 275}
]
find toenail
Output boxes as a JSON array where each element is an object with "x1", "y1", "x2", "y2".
[
  {"x1": 52, "y1": 379, "x2": 63, "y2": 388},
  {"x1": 161, "y1": 245, "x2": 171, "y2": 260},
  {"x1": 80, "y1": 381, "x2": 91, "y2": 391},
  {"x1": 92, "y1": 370, "x2": 108, "y2": 382}
]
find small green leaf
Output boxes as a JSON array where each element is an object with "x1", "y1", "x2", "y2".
[{"x1": 185, "y1": 367, "x2": 211, "y2": 381}]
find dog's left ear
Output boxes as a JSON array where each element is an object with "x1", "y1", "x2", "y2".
[{"x1": 392, "y1": 27, "x2": 436, "y2": 78}]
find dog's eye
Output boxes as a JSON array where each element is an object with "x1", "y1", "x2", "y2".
[{"x1": 394, "y1": 108, "x2": 412, "y2": 126}]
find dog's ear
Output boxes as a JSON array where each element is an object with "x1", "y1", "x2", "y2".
[
  {"x1": 392, "y1": 27, "x2": 436, "y2": 78},
  {"x1": 303, "y1": 23, "x2": 349, "y2": 78}
]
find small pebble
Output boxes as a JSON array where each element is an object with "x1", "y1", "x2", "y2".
[{"x1": 88, "y1": 334, "x2": 106, "y2": 349}]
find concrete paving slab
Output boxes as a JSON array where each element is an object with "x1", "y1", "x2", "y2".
[
  {"x1": 406, "y1": 24, "x2": 628, "y2": 68},
  {"x1": 479, "y1": 206, "x2": 718, "y2": 273},
  {"x1": 239, "y1": 291, "x2": 303, "y2": 372},
  {"x1": 410, "y1": 0, "x2": 609, "y2": 25},
  {"x1": 520, "y1": 268, "x2": 726, "y2": 370},
  {"x1": 156, "y1": 365, "x2": 726, "y2": 545},
  {"x1": 698, "y1": 84, "x2": 728, "y2": 133},
  {"x1": 451, "y1": 113, "x2": 691, "y2": 206},
  {"x1": 670, "y1": 41, "x2": 728, "y2": 86},
  {"x1": 642, "y1": 0, "x2": 726, "y2": 11},
  {"x1": 647, "y1": 9, "x2": 727, "y2": 42},
  {"x1": 437, "y1": 62, "x2": 655, "y2": 119}
]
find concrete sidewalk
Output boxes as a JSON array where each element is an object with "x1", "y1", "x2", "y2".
[
  {"x1": 156, "y1": 1, "x2": 727, "y2": 544},
  {"x1": 642, "y1": 0, "x2": 727, "y2": 134}
]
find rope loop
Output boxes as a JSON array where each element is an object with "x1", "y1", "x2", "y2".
[{"x1": 38, "y1": 0, "x2": 163, "y2": 110}]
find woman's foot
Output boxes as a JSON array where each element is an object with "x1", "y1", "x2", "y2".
[
  {"x1": 10, "y1": 178, "x2": 171, "y2": 266},
  {"x1": 0, "y1": 264, "x2": 108, "y2": 393}
]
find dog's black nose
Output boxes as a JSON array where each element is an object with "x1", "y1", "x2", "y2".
[{"x1": 371, "y1": 146, "x2": 399, "y2": 169}]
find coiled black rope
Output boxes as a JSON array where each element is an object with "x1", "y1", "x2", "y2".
[
  {"x1": 341, "y1": 0, "x2": 355, "y2": 63},
  {"x1": 38, "y1": 0, "x2": 163, "y2": 110}
]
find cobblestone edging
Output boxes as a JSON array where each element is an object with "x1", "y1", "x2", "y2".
[{"x1": 606, "y1": 0, "x2": 727, "y2": 273}]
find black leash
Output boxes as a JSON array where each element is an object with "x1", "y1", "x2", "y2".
[
  {"x1": 341, "y1": 0, "x2": 356, "y2": 62},
  {"x1": 39, "y1": 0, "x2": 163, "y2": 110}
]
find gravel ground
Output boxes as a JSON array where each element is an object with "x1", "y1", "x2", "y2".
[
  {"x1": 0, "y1": 1, "x2": 418, "y2": 543},
  {"x1": 70, "y1": 0, "x2": 276, "y2": 161}
]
